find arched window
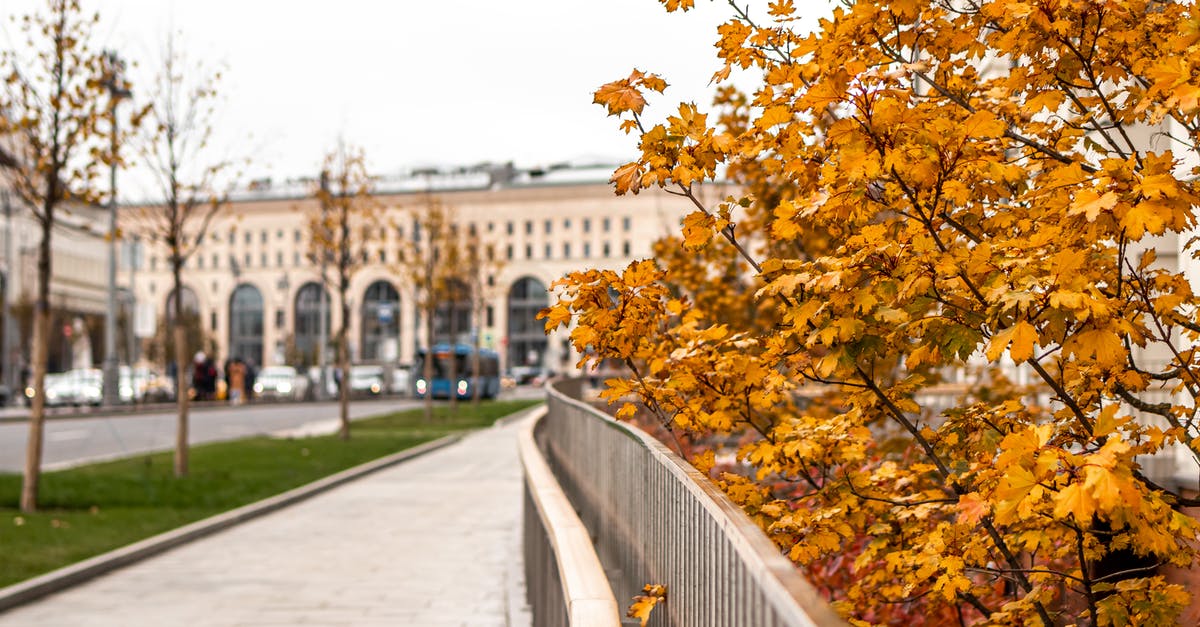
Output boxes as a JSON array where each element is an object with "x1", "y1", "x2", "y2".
[
  {"x1": 228, "y1": 284, "x2": 263, "y2": 365},
  {"x1": 361, "y1": 280, "x2": 400, "y2": 362},
  {"x1": 294, "y1": 282, "x2": 330, "y2": 366},
  {"x1": 164, "y1": 286, "x2": 199, "y2": 324},
  {"x1": 432, "y1": 278, "x2": 471, "y2": 346},
  {"x1": 507, "y1": 277, "x2": 548, "y2": 369}
]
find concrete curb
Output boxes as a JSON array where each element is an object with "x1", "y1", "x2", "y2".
[{"x1": 0, "y1": 431, "x2": 463, "y2": 614}]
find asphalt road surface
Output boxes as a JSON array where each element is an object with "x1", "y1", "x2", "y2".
[{"x1": 0, "y1": 387, "x2": 543, "y2": 473}]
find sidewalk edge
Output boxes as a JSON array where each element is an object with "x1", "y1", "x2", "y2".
[{"x1": 0, "y1": 431, "x2": 463, "y2": 613}]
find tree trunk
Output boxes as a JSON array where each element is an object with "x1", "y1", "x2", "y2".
[
  {"x1": 423, "y1": 291, "x2": 434, "y2": 422},
  {"x1": 472, "y1": 301, "x2": 482, "y2": 405},
  {"x1": 20, "y1": 307, "x2": 50, "y2": 512},
  {"x1": 447, "y1": 298, "x2": 458, "y2": 415},
  {"x1": 337, "y1": 309, "x2": 350, "y2": 440},
  {"x1": 20, "y1": 206, "x2": 54, "y2": 513},
  {"x1": 173, "y1": 320, "x2": 190, "y2": 477}
]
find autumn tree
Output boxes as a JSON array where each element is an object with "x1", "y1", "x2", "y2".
[
  {"x1": 397, "y1": 196, "x2": 470, "y2": 418},
  {"x1": 460, "y1": 224, "x2": 504, "y2": 404},
  {"x1": 308, "y1": 143, "x2": 378, "y2": 439},
  {"x1": 0, "y1": 0, "x2": 110, "y2": 512},
  {"x1": 129, "y1": 35, "x2": 230, "y2": 477},
  {"x1": 547, "y1": 0, "x2": 1200, "y2": 624}
]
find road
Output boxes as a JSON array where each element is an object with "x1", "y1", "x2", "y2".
[{"x1": 0, "y1": 388, "x2": 543, "y2": 473}]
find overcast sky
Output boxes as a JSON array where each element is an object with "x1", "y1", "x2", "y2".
[{"x1": 3, "y1": 0, "x2": 830, "y2": 198}]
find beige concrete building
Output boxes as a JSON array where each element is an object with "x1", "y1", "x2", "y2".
[{"x1": 126, "y1": 163, "x2": 716, "y2": 376}]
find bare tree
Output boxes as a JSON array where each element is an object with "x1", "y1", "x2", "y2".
[
  {"x1": 0, "y1": 0, "x2": 109, "y2": 511},
  {"x1": 307, "y1": 143, "x2": 377, "y2": 439},
  {"x1": 399, "y1": 196, "x2": 457, "y2": 420},
  {"x1": 128, "y1": 34, "x2": 231, "y2": 477}
]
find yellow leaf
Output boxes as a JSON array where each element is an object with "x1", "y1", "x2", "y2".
[
  {"x1": 627, "y1": 584, "x2": 667, "y2": 627},
  {"x1": 1069, "y1": 190, "x2": 1119, "y2": 222},
  {"x1": 611, "y1": 162, "x2": 645, "y2": 195},
  {"x1": 1053, "y1": 482, "x2": 1096, "y2": 522},
  {"x1": 1009, "y1": 320, "x2": 1037, "y2": 362},
  {"x1": 984, "y1": 325, "x2": 1015, "y2": 361},
  {"x1": 681, "y1": 210, "x2": 714, "y2": 249},
  {"x1": 756, "y1": 104, "x2": 793, "y2": 129}
]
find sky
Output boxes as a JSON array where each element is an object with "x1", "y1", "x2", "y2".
[{"x1": 2, "y1": 0, "x2": 832, "y2": 200}]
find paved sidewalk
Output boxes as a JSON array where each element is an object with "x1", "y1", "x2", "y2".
[{"x1": 0, "y1": 415, "x2": 535, "y2": 626}]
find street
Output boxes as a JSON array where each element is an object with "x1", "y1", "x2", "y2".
[{"x1": 0, "y1": 387, "x2": 544, "y2": 473}]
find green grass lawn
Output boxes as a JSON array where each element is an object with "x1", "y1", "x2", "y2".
[{"x1": 0, "y1": 399, "x2": 541, "y2": 588}]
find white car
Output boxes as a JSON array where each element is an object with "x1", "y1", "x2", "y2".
[
  {"x1": 253, "y1": 366, "x2": 309, "y2": 401},
  {"x1": 349, "y1": 365, "x2": 385, "y2": 396}
]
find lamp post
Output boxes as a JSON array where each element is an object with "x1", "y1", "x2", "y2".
[{"x1": 101, "y1": 51, "x2": 131, "y2": 407}]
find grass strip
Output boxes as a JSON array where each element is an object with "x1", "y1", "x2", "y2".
[{"x1": 0, "y1": 399, "x2": 541, "y2": 588}]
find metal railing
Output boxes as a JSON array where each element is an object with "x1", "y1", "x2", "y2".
[
  {"x1": 520, "y1": 404, "x2": 621, "y2": 627},
  {"x1": 530, "y1": 379, "x2": 843, "y2": 627}
]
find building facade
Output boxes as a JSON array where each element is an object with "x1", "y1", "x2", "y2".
[{"x1": 126, "y1": 164, "x2": 717, "y2": 376}]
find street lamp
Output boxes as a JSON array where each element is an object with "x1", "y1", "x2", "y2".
[{"x1": 101, "y1": 51, "x2": 131, "y2": 407}]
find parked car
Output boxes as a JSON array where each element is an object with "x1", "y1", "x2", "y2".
[
  {"x1": 253, "y1": 366, "x2": 309, "y2": 401},
  {"x1": 349, "y1": 365, "x2": 385, "y2": 397},
  {"x1": 71, "y1": 368, "x2": 103, "y2": 406},
  {"x1": 390, "y1": 364, "x2": 411, "y2": 396}
]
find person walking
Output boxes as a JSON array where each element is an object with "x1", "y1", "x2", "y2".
[{"x1": 227, "y1": 358, "x2": 246, "y2": 405}]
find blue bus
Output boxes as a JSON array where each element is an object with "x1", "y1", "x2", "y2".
[{"x1": 413, "y1": 344, "x2": 501, "y2": 399}]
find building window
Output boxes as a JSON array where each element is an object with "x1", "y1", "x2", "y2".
[
  {"x1": 603, "y1": 242, "x2": 611, "y2": 257},
  {"x1": 379, "y1": 249, "x2": 387, "y2": 263},
  {"x1": 508, "y1": 277, "x2": 549, "y2": 370},
  {"x1": 525, "y1": 244, "x2": 532, "y2": 259},
  {"x1": 623, "y1": 241, "x2": 631, "y2": 256},
  {"x1": 563, "y1": 242, "x2": 571, "y2": 258},
  {"x1": 294, "y1": 229, "x2": 301, "y2": 242},
  {"x1": 544, "y1": 243, "x2": 552, "y2": 259},
  {"x1": 294, "y1": 252, "x2": 301, "y2": 267},
  {"x1": 230, "y1": 229, "x2": 236, "y2": 242},
  {"x1": 245, "y1": 232, "x2": 252, "y2": 244},
  {"x1": 564, "y1": 218, "x2": 571, "y2": 229},
  {"x1": 583, "y1": 218, "x2": 591, "y2": 233},
  {"x1": 487, "y1": 222, "x2": 494, "y2": 233},
  {"x1": 468, "y1": 223, "x2": 477, "y2": 237},
  {"x1": 211, "y1": 312, "x2": 217, "y2": 331},
  {"x1": 276, "y1": 229, "x2": 283, "y2": 239},
  {"x1": 506, "y1": 244, "x2": 513, "y2": 260},
  {"x1": 583, "y1": 242, "x2": 591, "y2": 258},
  {"x1": 361, "y1": 280, "x2": 400, "y2": 361},
  {"x1": 149, "y1": 256, "x2": 157, "y2": 271},
  {"x1": 197, "y1": 255, "x2": 205, "y2": 269},
  {"x1": 506, "y1": 221, "x2": 514, "y2": 236},
  {"x1": 276, "y1": 309, "x2": 285, "y2": 329},
  {"x1": 602, "y1": 217, "x2": 611, "y2": 232},
  {"x1": 213, "y1": 254, "x2": 219, "y2": 268},
  {"x1": 260, "y1": 231, "x2": 267, "y2": 243},
  {"x1": 623, "y1": 216, "x2": 632, "y2": 231},
  {"x1": 229, "y1": 284, "x2": 264, "y2": 364},
  {"x1": 544, "y1": 219, "x2": 552, "y2": 234},
  {"x1": 245, "y1": 253, "x2": 252, "y2": 267},
  {"x1": 260, "y1": 253, "x2": 268, "y2": 267},
  {"x1": 294, "y1": 283, "x2": 330, "y2": 366},
  {"x1": 276, "y1": 251, "x2": 284, "y2": 267},
  {"x1": 524, "y1": 220, "x2": 533, "y2": 235}
]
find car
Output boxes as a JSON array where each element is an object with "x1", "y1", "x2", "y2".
[
  {"x1": 70, "y1": 368, "x2": 103, "y2": 406},
  {"x1": 389, "y1": 364, "x2": 411, "y2": 396},
  {"x1": 26, "y1": 372, "x2": 70, "y2": 407},
  {"x1": 349, "y1": 365, "x2": 385, "y2": 396},
  {"x1": 253, "y1": 366, "x2": 309, "y2": 401}
]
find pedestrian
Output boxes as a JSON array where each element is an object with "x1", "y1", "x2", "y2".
[
  {"x1": 192, "y1": 352, "x2": 209, "y2": 401},
  {"x1": 228, "y1": 358, "x2": 246, "y2": 405},
  {"x1": 245, "y1": 359, "x2": 257, "y2": 404}
]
